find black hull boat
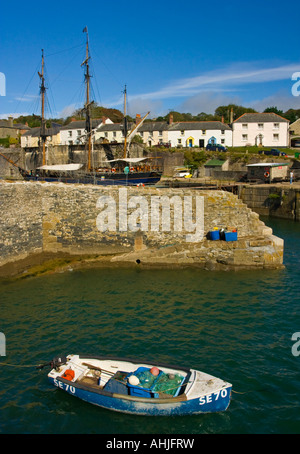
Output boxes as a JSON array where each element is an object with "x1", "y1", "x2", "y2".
[{"x1": 24, "y1": 170, "x2": 162, "y2": 186}]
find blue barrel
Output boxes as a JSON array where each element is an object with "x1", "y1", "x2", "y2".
[{"x1": 209, "y1": 230, "x2": 220, "y2": 240}]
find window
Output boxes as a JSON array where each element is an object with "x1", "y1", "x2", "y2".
[
  {"x1": 181, "y1": 130, "x2": 184, "y2": 135},
  {"x1": 68, "y1": 131, "x2": 72, "y2": 137},
  {"x1": 273, "y1": 123, "x2": 279, "y2": 129},
  {"x1": 273, "y1": 134, "x2": 279, "y2": 141},
  {"x1": 77, "y1": 130, "x2": 81, "y2": 136},
  {"x1": 104, "y1": 132, "x2": 108, "y2": 138},
  {"x1": 158, "y1": 131, "x2": 162, "y2": 136},
  {"x1": 258, "y1": 123, "x2": 264, "y2": 129},
  {"x1": 221, "y1": 139, "x2": 225, "y2": 144},
  {"x1": 202, "y1": 130, "x2": 206, "y2": 135},
  {"x1": 221, "y1": 130, "x2": 225, "y2": 135},
  {"x1": 140, "y1": 131, "x2": 143, "y2": 137},
  {"x1": 242, "y1": 134, "x2": 248, "y2": 141},
  {"x1": 113, "y1": 131, "x2": 116, "y2": 138},
  {"x1": 178, "y1": 138, "x2": 182, "y2": 144},
  {"x1": 242, "y1": 124, "x2": 248, "y2": 129}
]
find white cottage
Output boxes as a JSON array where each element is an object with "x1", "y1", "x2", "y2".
[
  {"x1": 60, "y1": 117, "x2": 113, "y2": 145},
  {"x1": 82, "y1": 114, "x2": 233, "y2": 148},
  {"x1": 232, "y1": 113, "x2": 289, "y2": 147},
  {"x1": 21, "y1": 124, "x2": 61, "y2": 148},
  {"x1": 167, "y1": 118, "x2": 232, "y2": 148}
]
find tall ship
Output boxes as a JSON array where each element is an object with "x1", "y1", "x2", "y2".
[{"x1": 4, "y1": 28, "x2": 162, "y2": 186}]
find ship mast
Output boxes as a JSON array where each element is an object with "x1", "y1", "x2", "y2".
[
  {"x1": 82, "y1": 27, "x2": 92, "y2": 171},
  {"x1": 123, "y1": 85, "x2": 128, "y2": 158},
  {"x1": 38, "y1": 49, "x2": 46, "y2": 165}
]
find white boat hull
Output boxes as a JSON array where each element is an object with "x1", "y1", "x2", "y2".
[{"x1": 47, "y1": 355, "x2": 232, "y2": 416}]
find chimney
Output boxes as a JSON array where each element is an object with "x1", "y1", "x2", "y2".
[
  {"x1": 136, "y1": 114, "x2": 141, "y2": 125},
  {"x1": 230, "y1": 108, "x2": 233, "y2": 124},
  {"x1": 71, "y1": 117, "x2": 76, "y2": 122},
  {"x1": 169, "y1": 113, "x2": 173, "y2": 125},
  {"x1": 221, "y1": 116, "x2": 224, "y2": 123},
  {"x1": 102, "y1": 116, "x2": 106, "y2": 124},
  {"x1": 8, "y1": 116, "x2": 13, "y2": 127}
]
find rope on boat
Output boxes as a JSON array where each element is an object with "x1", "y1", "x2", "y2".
[
  {"x1": 0, "y1": 362, "x2": 45, "y2": 368},
  {"x1": 232, "y1": 389, "x2": 253, "y2": 394}
]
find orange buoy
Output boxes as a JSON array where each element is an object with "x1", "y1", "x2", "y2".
[
  {"x1": 150, "y1": 366, "x2": 160, "y2": 376},
  {"x1": 61, "y1": 369, "x2": 75, "y2": 381}
]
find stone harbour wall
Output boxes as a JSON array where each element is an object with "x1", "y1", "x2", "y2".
[
  {"x1": 0, "y1": 181, "x2": 284, "y2": 276},
  {"x1": 239, "y1": 184, "x2": 300, "y2": 221}
]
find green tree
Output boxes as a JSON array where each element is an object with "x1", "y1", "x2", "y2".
[
  {"x1": 69, "y1": 103, "x2": 124, "y2": 124},
  {"x1": 282, "y1": 109, "x2": 300, "y2": 123},
  {"x1": 184, "y1": 150, "x2": 207, "y2": 169},
  {"x1": 215, "y1": 104, "x2": 257, "y2": 122},
  {"x1": 263, "y1": 106, "x2": 283, "y2": 115}
]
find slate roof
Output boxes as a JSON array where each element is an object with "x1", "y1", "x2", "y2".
[
  {"x1": 60, "y1": 119, "x2": 102, "y2": 130},
  {"x1": 168, "y1": 121, "x2": 231, "y2": 131},
  {"x1": 0, "y1": 121, "x2": 30, "y2": 130},
  {"x1": 98, "y1": 120, "x2": 231, "y2": 132},
  {"x1": 22, "y1": 124, "x2": 61, "y2": 137},
  {"x1": 234, "y1": 113, "x2": 289, "y2": 123},
  {"x1": 98, "y1": 123, "x2": 127, "y2": 131},
  {"x1": 13, "y1": 123, "x2": 31, "y2": 130},
  {"x1": 139, "y1": 121, "x2": 169, "y2": 132}
]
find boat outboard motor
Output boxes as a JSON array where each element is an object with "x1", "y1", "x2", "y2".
[
  {"x1": 36, "y1": 355, "x2": 68, "y2": 370},
  {"x1": 51, "y1": 355, "x2": 68, "y2": 370}
]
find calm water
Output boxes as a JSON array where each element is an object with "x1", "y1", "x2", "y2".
[{"x1": 0, "y1": 217, "x2": 300, "y2": 434}]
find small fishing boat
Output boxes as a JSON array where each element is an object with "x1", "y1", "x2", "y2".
[{"x1": 42, "y1": 354, "x2": 232, "y2": 416}]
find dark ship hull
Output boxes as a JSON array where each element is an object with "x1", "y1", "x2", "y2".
[{"x1": 23, "y1": 171, "x2": 162, "y2": 186}]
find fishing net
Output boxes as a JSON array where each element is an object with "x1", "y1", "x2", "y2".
[
  {"x1": 152, "y1": 373, "x2": 184, "y2": 396},
  {"x1": 134, "y1": 369, "x2": 184, "y2": 396},
  {"x1": 134, "y1": 369, "x2": 157, "y2": 389}
]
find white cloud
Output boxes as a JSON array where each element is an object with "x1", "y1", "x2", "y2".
[
  {"x1": 59, "y1": 103, "x2": 77, "y2": 118},
  {"x1": 0, "y1": 112, "x2": 30, "y2": 119},
  {"x1": 59, "y1": 61, "x2": 300, "y2": 119},
  {"x1": 14, "y1": 94, "x2": 39, "y2": 102},
  {"x1": 123, "y1": 61, "x2": 300, "y2": 102},
  {"x1": 127, "y1": 97, "x2": 164, "y2": 118},
  {"x1": 104, "y1": 61, "x2": 300, "y2": 117},
  {"x1": 174, "y1": 91, "x2": 243, "y2": 115},
  {"x1": 249, "y1": 90, "x2": 300, "y2": 112}
]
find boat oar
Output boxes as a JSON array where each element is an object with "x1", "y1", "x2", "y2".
[{"x1": 82, "y1": 362, "x2": 116, "y2": 375}]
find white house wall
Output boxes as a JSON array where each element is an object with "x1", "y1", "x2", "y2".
[
  {"x1": 61, "y1": 119, "x2": 113, "y2": 145},
  {"x1": 60, "y1": 128, "x2": 86, "y2": 145},
  {"x1": 167, "y1": 129, "x2": 232, "y2": 147},
  {"x1": 233, "y1": 122, "x2": 289, "y2": 147}
]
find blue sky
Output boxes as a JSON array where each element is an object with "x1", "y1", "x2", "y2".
[{"x1": 1, "y1": 0, "x2": 300, "y2": 120}]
